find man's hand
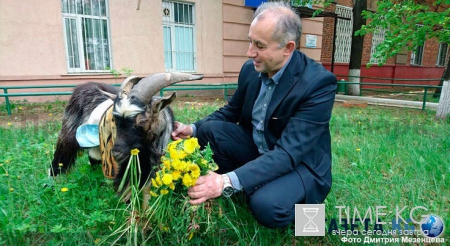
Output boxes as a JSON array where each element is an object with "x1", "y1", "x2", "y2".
[
  {"x1": 171, "y1": 121, "x2": 193, "y2": 140},
  {"x1": 187, "y1": 171, "x2": 223, "y2": 205}
]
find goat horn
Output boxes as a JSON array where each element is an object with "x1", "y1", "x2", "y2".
[
  {"x1": 119, "y1": 76, "x2": 141, "y2": 99},
  {"x1": 129, "y1": 73, "x2": 204, "y2": 103}
]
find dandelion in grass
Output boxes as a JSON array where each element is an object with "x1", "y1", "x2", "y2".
[
  {"x1": 49, "y1": 113, "x2": 53, "y2": 117},
  {"x1": 9, "y1": 188, "x2": 14, "y2": 192},
  {"x1": 356, "y1": 148, "x2": 361, "y2": 152},
  {"x1": 131, "y1": 148, "x2": 140, "y2": 155},
  {"x1": 7, "y1": 122, "x2": 12, "y2": 126},
  {"x1": 61, "y1": 187, "x2": 69, "y2": 192}
]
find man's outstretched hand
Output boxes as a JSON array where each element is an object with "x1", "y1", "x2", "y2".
[{"x1": 171, "y1": 121, "x2": 193, "y2": 140}]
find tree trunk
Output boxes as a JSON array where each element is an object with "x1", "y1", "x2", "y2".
[
  {"x1": 347, "y1": 0, "x2": 367, "y2": 96},
  {"x1": 433, "y1": 51, "x2": 450, "y2": 98},
  {"x1": 435, "y1": 60, "x2": 450, "y2": 119}
]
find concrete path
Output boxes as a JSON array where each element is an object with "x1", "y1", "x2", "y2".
[{"x1": 335, "y1": 95, "x2": 438, "y2": 110}]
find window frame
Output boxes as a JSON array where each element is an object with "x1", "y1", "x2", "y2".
[
  {"x1": 162, "y1": 0, "x2": 197, "y2": 73},
  {"x1": 61, "y1": 0, "x2": 112, "y2": 73}
]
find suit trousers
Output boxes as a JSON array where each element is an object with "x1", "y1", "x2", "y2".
[{"x1": 197, "y1": 120, "x2": 306, "y2": 228}]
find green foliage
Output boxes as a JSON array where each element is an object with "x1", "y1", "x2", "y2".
[
  {"x1": 0, "y1": 101, "x2": 449, "y2": 244},
  {"x1": 356, "y1": 0, "x2": 450, "y2": 66}
]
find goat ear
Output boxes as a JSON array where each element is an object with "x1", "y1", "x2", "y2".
[
  {"x1": 151, "y1": 92, "x2": 177, "y2": 113},
  {"x1": 100, "y1": 90, "x2": 117, "y2": 100}
]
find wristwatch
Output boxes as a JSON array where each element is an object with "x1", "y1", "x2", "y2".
[{"x1": 222, "y1": 174, "x2": 234, "y2": 198}]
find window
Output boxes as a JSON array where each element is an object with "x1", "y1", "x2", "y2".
[
  {"x1": 370, "y1": 28, "x2": 386, "y2": 64},
  {"x1": 162, "y1": 1, "x2": 196, "y2": 72},
  {"x1": 334, "y1": 5, "x2": 353, "y2": 63},
  {"x1": 61, "y1": 0, "x2": 111, "y2": 73},
  {"x1": 436, "y1": 43, "x2": 448, "y2": 67},
  {"x1": 410, "y1": 43, "x2": 424, "y2": 66}
]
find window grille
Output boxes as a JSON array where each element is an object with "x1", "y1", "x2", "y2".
[
  {"x1": 162, "y1": 1, "x2": 196, "y2": 72},
  {"x1": 370, "y1": 28, "x2": 386, "y2": 64},
  {"x1": 334, "y1": 5, "x2": 353, "y2": 63},
  {"x1": 61, "y1": 0, "x2": 111, "y2": 73}
]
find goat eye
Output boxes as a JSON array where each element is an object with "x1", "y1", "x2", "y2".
[{"x1": 139, "y1": 119, "x2": 148, "y2": 126}]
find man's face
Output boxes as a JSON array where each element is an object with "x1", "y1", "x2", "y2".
[{"x1": 246, "y1": 16, "x2": 289, "y2": 78}]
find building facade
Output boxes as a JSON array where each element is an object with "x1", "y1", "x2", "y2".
[{"x1": 0, "y1": 0, "x2": 447, "y2": 102}]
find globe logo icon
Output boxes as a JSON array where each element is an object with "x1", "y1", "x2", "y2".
[{"x1": 420, "y1": 215, "x2": 444, "y2": 238}]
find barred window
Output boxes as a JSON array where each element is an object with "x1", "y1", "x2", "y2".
[
  {"x1": 162, "y1": 1, "x2": 196, "y2": 72},
  {"x1": 61, "y1": 0, "x2": 111, "y2": 73},
  {"x1": 436, "y1": 43, "x2": 448, "y2": 67},
  {"x1": 370, "y1": 28, "x2": 386, "y2": 64},
  {"x1": 334, "y1": 5, "x2": 353, "y2": 63},
  {"x1": 410, "y1": 43, "x2": 424, "y2": 66}
]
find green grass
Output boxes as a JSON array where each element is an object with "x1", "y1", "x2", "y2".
[{"x1": 0, "y1": 100, "x2": 449, "y2": 245}]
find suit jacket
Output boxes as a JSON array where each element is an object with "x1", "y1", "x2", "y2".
[{"x1": 194, "y1": 50, "x2": 337, "y2": 204}]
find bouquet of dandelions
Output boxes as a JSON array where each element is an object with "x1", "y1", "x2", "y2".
[{"x1": 145, "y1": 137, "x2": 220, "y2": 240}]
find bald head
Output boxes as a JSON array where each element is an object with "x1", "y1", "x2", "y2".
[{"x1": 253, "y1": 2, "x2": 302, "y2": 48}]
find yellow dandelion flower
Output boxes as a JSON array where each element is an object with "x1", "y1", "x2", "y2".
[
  {"x1": 18, "y1": 106, "x2": 23, "y2": 110},
  {"x1": 169, "y1": 148, "x2": 179, "y2": 160},
  {"x1": 179, "y1": 161, "x2": 189, "y2": 172},
  {"x1": 189, "y1": 164, "x2": 201, "y2": 178},
  {"x1": 172, "y1": 170, "x2": 181, "y2": 180},
  {"x1": 9, "y1": 188, "x2": 14, "y2": 192},
  {"x1": 168, "y1": 139, "x2": 182, "y2": 149},
  {"x1": 160, "y1": 189, "x2": 169, "y2": 195},
  {"x1": 49, "y1": 113, "x2": 53, "y2": 117},
  {"x1": 162, "y1": 157, "x2": 171, "y2": 169},
  {"x1": 151, "y1": 178, "x2": 159, "y2": 188},
  {"x1": 61, "y1": 187, "x2": 69, "y2": 192},
  {"x1": 155, "y1": 172, "x2": 162, "y2": 186},
  {"x1": 130, "y1": 148, "x2": 140, "y2": 155},
  {"x1": 191, "y1": 170, "x2": 201, "y2": 179},
  {"x1": 150, "y1": 190, "x2": 158, "y2": 197},
  {"x1": 169, "y1": 182, "x2": 175, "y2": 190},
  {"x1": 356, "y1": 148, "x2": 361, "y2": 152},
  {"x1": 58, "y1": 163, "x2": 63, "y2": 167},
  {"x1": 7, "y1": 122, "x2": 12, "y2": 126},
  {"x1": 182, "y1": 174, "x2": 194, "y2": 187},
  {"x1": 162, "y1": 173, "x2": 173, "y2": 185},
  {"x1": 176, "y1": 150, "x2": 188, "y2": 159},
  {"x1": 183, "y1": 138, "x2": 199, "y2": 154}
]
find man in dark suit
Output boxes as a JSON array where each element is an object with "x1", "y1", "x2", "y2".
[{"x1": 171, "y1": 1, "x2": 337, "y2": 228}]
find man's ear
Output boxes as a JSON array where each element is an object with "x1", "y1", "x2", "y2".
[{"x1": 284, "y1": 41, "x2": 296, "y2": 54}]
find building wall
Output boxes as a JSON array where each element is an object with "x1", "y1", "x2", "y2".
[
  {"x1": 0, "y1": 0, "x2": 224, "y2": 87},
  {"x1": 222, "y1": 1, "x2": 326, "y2": 79}
]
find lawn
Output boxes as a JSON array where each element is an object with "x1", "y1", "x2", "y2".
[{"x1": 0, "y1": 99, "x2": 448, "y2": 245}]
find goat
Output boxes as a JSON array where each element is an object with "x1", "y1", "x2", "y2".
[{"x1": 50, "y1": 73, "x2": 203, "y2": 198}]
